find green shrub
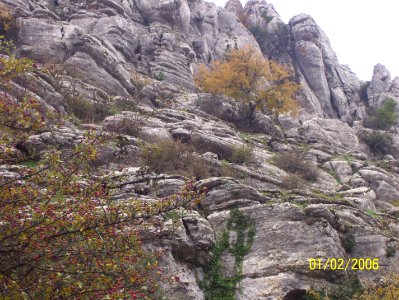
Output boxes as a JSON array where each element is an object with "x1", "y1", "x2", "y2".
[
  {"x1": 386, "y1": 244, "x2": 396, "y2": 257},
  {"x1": 249, "y1": 26, "x2": 268, "y2": 52},
  {"x1": 281, "y1": 174, "x2": 305, "y2": 190},
  {"x1": 154, "y1": 71, "x2": 165, "y2": 81},
  {"x1": 219, "y1": 160, "x2": 245, "y2": 179},
  {"x1": 21, "y1": 160, "x2": 37, "y2": 168},
  {"x1": 360, "y1": 131, "x2": 392, "y2": 155},
  {"x1": 340, "y1": 231, "x2": 356, "y2": 253},
  {"x1": 390, "y1": 200, "x2": 399, "y2": 207},
  {"x1": 105, "y1": 114, "x2": 143, "y2": 137},
  {"x1": 140, "y1": 140, "x2": 212, "y2": 179},
  {"x1": 229, "y1": 144, "x2": 253, "y2": 164},
  {"x1": 352, "y1": 272, "x2": 399, "y2": 300},
  {"x1": 364, "y1": 98, "x2": 398, "y2": 130},
  {"x1": 273, "y1": 151, "x2": 318, "y2": 182},
  {"x1": 305, "y1": 275, "x2": 363, "y2": 300},
  {"x1": 66, "y1": 96, "x2": 111, "y2": 123}
]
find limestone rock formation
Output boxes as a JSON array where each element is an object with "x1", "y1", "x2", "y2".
[
  {"x1": 367, "y1": 63, "x2": 399, "y2": 111},
  {"x1": 1, "y1": 0, "x2": 399, "y2": 299},
  {"x1": 240, "y1": 1, "x2": 365, "y2": 122}
]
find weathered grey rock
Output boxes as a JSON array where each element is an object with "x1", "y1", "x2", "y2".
[
  {"x1": 159, "y1": 253, "x2": 205, "y2": 300},
  {"x1": 0, "y1": 165, "x2": 26, "y2": 185},
  {"x1": 326, "y1": 160, "x2": 353, "y2": 184},
  {"x1": 224, "y1": 0, "x2": 243, "y2": 14},
  {"x1": 288, "y1": 14, "x2": 362, "y2": 121},
  {"x1": 167, "y1": 211, "x2": 215, "y2": 266},
  {"x1": 239, "y1": 1, "x2": 364, "y2": 122},
  {"x1": 241, "y1": 0, "x2": 290, "y2": 63},
  {"x1": 286, "y1": 116, "x2": 367, "y2": 153},
  {"x1": 3, "y1": 1, "x2": 399, "y2": 299},
  {"x1": 369, "y1": 64, "x2": 392, "y2": 96},
  {"x1": 9, "y1": 0, "x2": 261, "y2": 97},
  {"x1": 358, "y1": 167, "x2": 399, "y2": 203},
  {"x1": 23, "y1": 126, "x2": 82, "y2": 158},
  {"x1": 196, "y1": 177, "x2": 267, "y2": 211},
  {"x1": 338, "y1": 187, "x2": 376, "y2": 210},
  {"x1": 367, "y1": 64, "x2": 399, "y2": 116},
  {"x1": 206, "y1": 203, "x2": 384, "y2": 299},
  {"x1": 311, "y1": 169, "x2": 341, "y2": 191},
  {"x1": 305, "y1": 149, "x2": 332, "y2": 163},
  {"x1": 155, "y1": 178, "x2": 187, "y2": 197},
  {"x1": 176, "y1": 93, "x2": 283, "y2": 137}
]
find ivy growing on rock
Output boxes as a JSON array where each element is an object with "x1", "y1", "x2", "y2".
[{"x1": 199, "y1": 208, "x2": 256, "y2": 300}]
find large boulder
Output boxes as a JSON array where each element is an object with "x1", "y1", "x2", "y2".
[
  {"x1": 367, "y1": 64, "x2": 399, "y2": 114},
  {"x1": 289, "y1": 14, "x2": 362, "y2": 122},
  {"x1": 285, "y1": 115, "x2": 368, "y2": 154}
]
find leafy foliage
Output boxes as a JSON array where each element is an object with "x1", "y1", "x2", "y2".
[
  {"x1": 281, "y1": 174, "x2": 305, "y2": 190},
  {"x1": 364, "y1": 98, "x2": 398, "y2": 130},
  {"x1": 199, "y1": 208, "x2": 255, "y2": 300},
  {"x1": 0, "y1": 3, "x2": 14, "y2": 34},
  {"x1": 0, "y1": 39, "x2": 33, "y2": 82},
  {"x1": 273, "y1": 151, "x2": 318, "y2": 182},
  {"x1": 0, "y1": 37, "x2": 204, "y2": 299},
  {"x1": 0, "y1": 40, "x2": 49, "y2": 164},
  {"x1": 306, "y1": 273, "x2": 399, "y2": 300},
  {"x1": 0, "y1": 142, "x2": 201, "y2": 298},
  {"x1": 140, "y1": 140, "x2": 214, "y2": 180},
  {"x1": 154, "y1": 71, "x2": 165, "y2": 81},
  {"x1": 228, "y1": 144, "x2": 253, "y2": 164},
  {"x1": 353, "y1": 273, "x2": 399, "y2": 300},
  {"x1": 305, "y1": 275, "x2": 363, "y2": 300},
  {"x1": 195, "y1": 46, "x2": 300, "y2": 122},
  {"x1": 340, "y1": 230, "x2": 356, "y2": 253},
  {"x1": 360, "y1": 131, "x2": 393, "y2": 156}
]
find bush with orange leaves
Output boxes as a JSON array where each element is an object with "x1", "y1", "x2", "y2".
[{"x1": 195, "y1": 46, "x2": 300, "y2": 123}]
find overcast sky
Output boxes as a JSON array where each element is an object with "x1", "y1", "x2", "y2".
[{"x1": 210, "y1": 0, "x2": 399, "y2": 81}]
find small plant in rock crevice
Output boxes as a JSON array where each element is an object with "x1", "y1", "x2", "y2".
[
  {"x1": 386, "y1": 244, "x2": 396, "y2": 257},
  {"x1": 281, "y1": 174, "x2": 305, "y2": 190},
  {"x1": 154, "y1": 71, "x2": 165, "y2": 81},
  {"x1": 304, "y1": 275, "x2": 363, "y2": 300},
  {"x1": 340, "y1": 230, "x2": 356, "y2": 253},
  {"x1": 273, "y1": 150, "x2": 318, "y2": 182},
  {"x1": 228, "y1": 144, "x2": 253, "y2": 164},
  {"x1": 140, "y1": 140, "x2": 215, "y2": 180}
]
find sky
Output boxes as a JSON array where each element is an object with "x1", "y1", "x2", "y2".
[{"x1": 211, "y1": 0, "x2": 399, "y2": 81}]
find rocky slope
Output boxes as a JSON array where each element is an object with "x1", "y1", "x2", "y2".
[{"x1": 1, "y1": 0, "x2": 399, "y2": 299}]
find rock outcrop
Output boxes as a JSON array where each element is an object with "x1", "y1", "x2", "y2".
[
  {"x1": 240, "y1": 1, "x2": 365, "y2": 122},
  {"x1": 1, "y1": 0, "x2": 399, "y2": 299},
  {"x1": 367, "y1": 63, "x2": 399, "y2": 111}
]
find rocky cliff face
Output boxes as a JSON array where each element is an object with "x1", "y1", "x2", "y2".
[
  {"x1": 239, "y1": 0, "x2": 367, "y2": 122},
  {"x1": 6, "y1": 0, "x2": 398, "y2": 121},
  {"x1": 1, "y1": 0, "x2": 399, "y2": 299}
]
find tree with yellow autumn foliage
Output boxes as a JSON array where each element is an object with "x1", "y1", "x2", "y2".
[{"x1": 195, "y1": 46, "x2": 300, "y2": 124}]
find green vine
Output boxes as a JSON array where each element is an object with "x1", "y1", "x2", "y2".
[{"x1": 199, "y1": 208, "x2": 256, "y2": 300}]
